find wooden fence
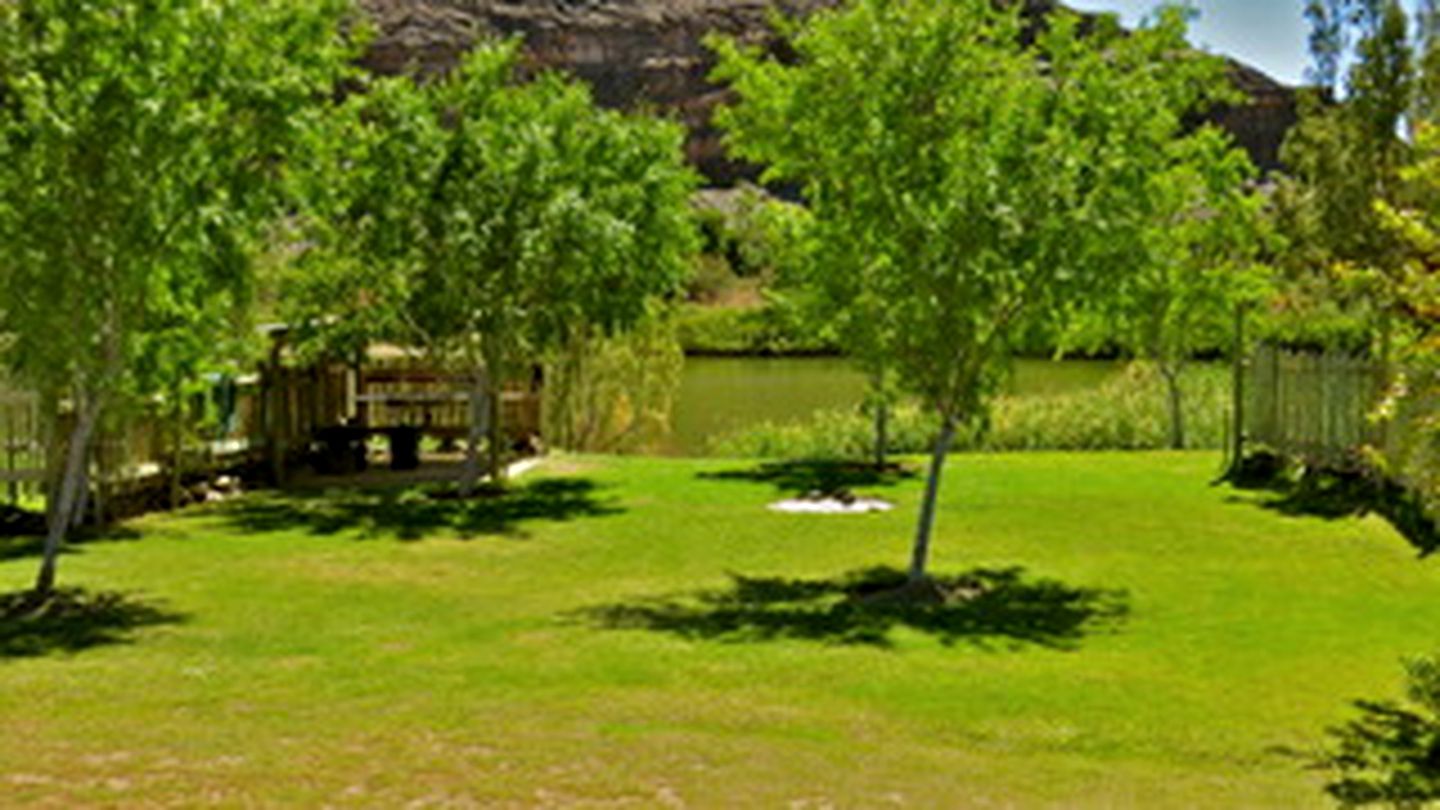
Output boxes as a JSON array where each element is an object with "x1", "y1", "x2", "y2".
[
  {"x1": 0, "y1": 352, "x2": 545, "y2": 507},
  {"x1": 358, "y1": 364, "x2": 542, "y2": 442},
  {"x1": 1247, "y1": 344, "x2": 1382, "y2": 468},
  {"x1": 0, "y1": 387, "x2": 43, "y2": 504},
  {"x1": 1247, "y1": 343, "x2": 1436, "y2": 498}
]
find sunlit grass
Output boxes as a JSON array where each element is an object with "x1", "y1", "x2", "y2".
[{"x1": 0, "y1": 452, "x2": 1433, "y2": 806}]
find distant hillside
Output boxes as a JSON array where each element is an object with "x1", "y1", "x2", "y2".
[{"x1": 358, "y1": 0, "x2": 1299, "y2": 184}]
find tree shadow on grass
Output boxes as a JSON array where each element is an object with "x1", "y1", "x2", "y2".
[
  {"x1": 1230, "y1": 460, "x2": 1440, "y2": 556},
  {"x1": 0, "y1": 588, "x2": 184, "y2": 660},
  {"x1": 214, "y1": 478, "x2": 623, "y2": 542},
  {"x1": 0, "y1": 508, "x2": 143, "y2": 562},
  {"x1": 579, "y1": 566, "x2": 1128, "y2": 650},
  {"x1": 699, "y1": 460, "x2": 916, "y2": 495}
]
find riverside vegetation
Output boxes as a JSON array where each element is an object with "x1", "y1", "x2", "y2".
[{"x1": 714, "y1": 363, "x2": 1232, "y2": 459}]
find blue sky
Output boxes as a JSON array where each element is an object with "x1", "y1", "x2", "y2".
[{"x1": 1067, "y1": 0, "x2": 1420, "y2": 86}]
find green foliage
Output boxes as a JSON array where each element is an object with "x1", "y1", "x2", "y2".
[
  {"x1": 1088, "y1": 123, "x2": 1266, "y2": 448},
  {"x1": 289, "y1": 43, "x2": 699, "y2": 366},
  {"x1": 0, "y1": 0, "x2": 353, "y2": 403},
  {"x1": 685, "y1": 255, "x2": 742, "y2": 305},
  {"x1": 674, "y1": 302, "x2": 836, "y2": 356},
  {"x1": 0, "y1": 0, "x2": 355, "y2": 585},
  {"x1": 1319, "y1": 655, "x2": 1440, "y2": 808},
  {"x1": 713, "y1": 364, "x2": 1232, "y2": 459},
  {"x1": 713, "y1": 1, "x2": 1245, "y2": 575},
  {"x1": 1258, "y1": 299, "x2": 1376, "y2": 353},
  {"x1": 692, "y1": 185, "x2": 806, "y2": 281},
  {"x1": 1277, "y1": 0, "x2": 1420, "y2": 351},
  {"x1": 1370, "y1": 124, "x2": 1440, "y2": 519},
  {"x1": 714, "y1": 1, "x2": 1238, "y2": 426},
  {"x1": 287, "y1": 41, "x2": 699, "y2": 482}
]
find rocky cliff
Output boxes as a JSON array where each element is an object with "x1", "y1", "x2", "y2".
[{"x1": 358, "y1": 0, "x2": 1299, "y2": 185}]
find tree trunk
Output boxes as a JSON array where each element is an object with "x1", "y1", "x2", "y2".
[
  {"x1": 460, "y1": 368, "x2": 489, "y2": 498},
  {"x1": 1228, "y1": 304, "x2": 1247, "y2": 475},
  {"x1": 486, "y1": 369, "x2": 506, "y2": 486},
  {"x1": 69, "y1": 460, "x2": 91, "y2": 531},
  {"x1": 170, "y1": 404, "x2": 185, "y2": 512},
  {"x1": 873, "y1": 401, "x2": 889, "y2": 469},
  {"x1": 35, "y1": 394, "x2": 100, "y2": 596},
  {"x1": 908, "y1": 417, "x2": 958, "y2": 584},
  {"x1": 1161, "y1": 365, "x2": 1186, "y2": 450},
  {"x1": 1376, "y1": 311, "x2": 1395, "y2": 451},
  {"x1": 477, "y1": 346, "x2": 508, "y2": 486},
  {"x1": 91, "y1": 437, "x2": 107, "y2": 528},
  {"x1": 869, "y1": 370, "x2": 889, "y2": 468}
]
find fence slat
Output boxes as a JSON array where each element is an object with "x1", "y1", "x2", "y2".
[{"x1": 1246, "y1": 344, "x2": 1428, "y2": 483}]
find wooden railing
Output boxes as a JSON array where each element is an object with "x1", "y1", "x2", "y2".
[
  {"x1": 0, "y1": 355, "x2": 547, "y2": 505},
  {"x1": 0, "y1": 387, "x2": 43, "y2": 504}
]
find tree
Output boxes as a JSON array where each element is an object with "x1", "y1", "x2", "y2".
[
  {"x1": 713, "y1": 0, "x2": 1242, "y2": 585},
  {"x1": 288, "y1": 43, "x2": 698, "y2": 493},
  {"x1": 1100, "y1": 130, "x2": 1269, "y2": 450},
  {"x1": 0, "y1": 0, "x2": 354, "y2": 596},
  {"x1": 1277, "y1": 0, "x2": 1416, "y2": 352},
  {"x1": 1371, "y1": 123, "x2": 1440, "y2": 507}
]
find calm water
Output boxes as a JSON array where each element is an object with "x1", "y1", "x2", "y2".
[{"x1": 659, "y1": 356, "x2": 1121, "y2": 456}]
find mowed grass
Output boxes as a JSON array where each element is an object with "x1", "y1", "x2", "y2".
[{"x1": 1, "y1": 452, "x2": 1436, "y2": 807}]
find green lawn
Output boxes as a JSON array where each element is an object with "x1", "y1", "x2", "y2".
[{"x1": 1, "y1": 452, "x2": 1435, "y2": 807}]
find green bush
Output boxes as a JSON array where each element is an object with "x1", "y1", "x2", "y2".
[
  {"x1": 685, "y1": 255, "x2": 742, "y2": 304},
  {"x1": 674, "y1": 303, "x2": 836, "y2": 356},
  {"x1": 711, "y1": 363, "x2": 1233, "y2": 458}
]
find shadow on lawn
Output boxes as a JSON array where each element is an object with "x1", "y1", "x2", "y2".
[
  {"x1": 0, "y1": 588, "x2": 183, "y2": 660},
  {"x1": 580, "y1": 566, "x2": 1128, "y2": 650},
  {"x1": 1227, "y1": 455, "x2": 1439, "y2": 556},
  {"x1": 699, "y1": 460, "x2": 916, "y2": 494},
  {"x1": 214, "y1": 478, "x2": 622, "y2": 542},
  {"x1": 0, "y1": 523, "x2": 143, "y2": 563}
]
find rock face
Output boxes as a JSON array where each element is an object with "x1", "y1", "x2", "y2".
[{"x1": 358, "y1": 0, "x2": 1299, "y2": 185}]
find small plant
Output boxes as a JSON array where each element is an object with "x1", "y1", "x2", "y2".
[{"x1": 1318, "y1": 655, "x2": 1440, "y2": 808}]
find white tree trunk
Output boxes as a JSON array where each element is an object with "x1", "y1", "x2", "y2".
[
  {"x1": 486, "y1": 371, "x2": 506, "y2": 486},
  {"x1": 1228, "y1": 305, "x2": 1247, "y2": 474},
  {"x1": 874, "y1": 400, "x2": 889, "y2": 469},
  {"x1": 908, "y1": 417, "x2": 958, "y2": 583},
  {"x1": 869, "y1": 369, "x2": 889, "y2": 468},
  {"x1": 35, "y1": 395, "x2": 100, "y2": 596},
  {"x1": 481, "y1": 348, "x2": 507, "y2": 487},
  {"x1": 1161, "y1": 365, "x2": 1186, "y2": 450},
  {"x1": 460, "y1": 368, "x2": 490, "y2": 498}
]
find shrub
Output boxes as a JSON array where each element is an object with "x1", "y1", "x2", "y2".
[{"x1": 674, "y1": 303, "x2": 837, "y2": 356}]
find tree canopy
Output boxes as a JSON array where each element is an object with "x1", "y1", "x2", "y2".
[
  {"x1": 288, "y1": 42, "x2": 699, "y2": 489},
  {"x1": 713, "y1": 0, "x2": 1249, "y2": 582},
  {"x1": 1098, "y1": 127, "x2": 1268, "y2": 450},
  {"x1": 0, "y1": 0, "x2": 354, "y2": 594}
]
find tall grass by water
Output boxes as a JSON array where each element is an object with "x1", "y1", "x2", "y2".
[{"x1": 713, "y1": 363, "x2": 1232, "y2": 458}]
